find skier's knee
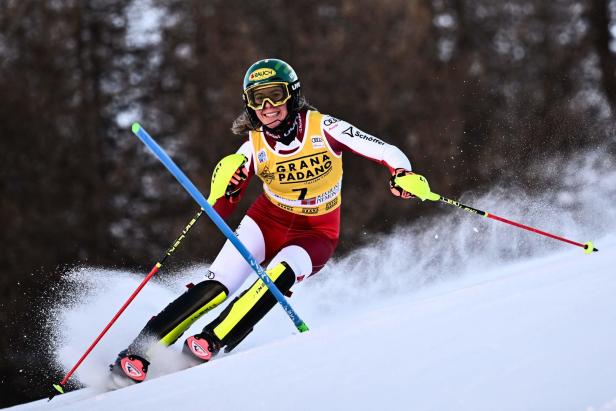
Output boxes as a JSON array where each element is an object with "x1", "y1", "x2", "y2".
[{"x1": 268, "y1": 245, "x2": 312, "y2": 281}]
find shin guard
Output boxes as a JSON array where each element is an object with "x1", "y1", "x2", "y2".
[
  {"x1": 201, "y1": 262, "x2": 295, "y2": 353},
  {"x1": 127, "y1": 280, "x2": 228, "y2": 356}
]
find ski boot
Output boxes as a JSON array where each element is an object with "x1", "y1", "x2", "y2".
[
  {"x1": 183, "y1": 331, "x2": 221, "y2": 362},
  {"x1": 109, "y1": 349, "x2": 150, "y2": 388}
]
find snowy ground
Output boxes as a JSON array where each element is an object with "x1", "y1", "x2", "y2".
[{"x1": 8, "y1": 152, "x2": 616, "y2": 411}]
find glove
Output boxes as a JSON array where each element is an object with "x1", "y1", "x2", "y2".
[
  {"x1": 389, "y1": 168, "x2": 415, "y2": 199},
  {"x1": 225, "y1": 166, "x2": 249, "y2": 203}
]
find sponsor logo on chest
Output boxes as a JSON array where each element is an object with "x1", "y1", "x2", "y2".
[
  {"x1": 257, "y1": 149, "x2": 268, "y2": 164},
  {"x1": 311, "y1": 135, "x2": 325, "y2": 148},
  {"x1": 258, "y1": 165, "x2": 275, "y2": 184},
  {"x1": 274, "y1": 151, "x2": 333, "y2": 184}
]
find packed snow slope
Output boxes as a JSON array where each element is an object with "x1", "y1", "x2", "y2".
[{"x1": 10, "y1": 153, "x2": 616, "y2": 411}]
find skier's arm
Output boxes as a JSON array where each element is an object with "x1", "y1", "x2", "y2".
[
  {"x1": 213, "y1": 141, "x2": 254, "y2": 219},
  {"x1": 321, "y1": 115, "x2": 415, "y2": 198}
]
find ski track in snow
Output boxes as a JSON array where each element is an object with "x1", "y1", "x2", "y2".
[{"x1": 9, "y1": 151, "x2": 616, "y2": 411}]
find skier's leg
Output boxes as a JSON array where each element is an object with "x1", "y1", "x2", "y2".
[
  {"x1": 270, "y1": 235, "x2": 336, "y2": 280},
  {"x1": 184, "y1": 260, "x2": 297, "y2": 360},
  {"x1": 111, "y1": 216, "x2": 265, "y2": 381},
  {"x1": 126, "y1": 280, "x2": 229, "y2": 353},
  {"x1": 184, "y1": 241, "x2": 329, "y2": 360},
  {"x1": 205, "y1": 216, "x2": 266, "y2": 295},
  {"x1": 126, "y1": 216, "x2": 265, "y2": 354},
  {"x1": 109, "y1": 278, "x2": 229, "y2": 385}
]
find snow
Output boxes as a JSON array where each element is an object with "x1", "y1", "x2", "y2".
[
  {"x1": 13, "y1": 240, "x2": 616, "y2": 411},
  {"x1": 9, "y1": 152, "x2": 616, "y2": 410}
]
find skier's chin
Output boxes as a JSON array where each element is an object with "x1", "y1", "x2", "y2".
[{"x1": 264, "y1": 119, "x2": 282, "y2": 129}]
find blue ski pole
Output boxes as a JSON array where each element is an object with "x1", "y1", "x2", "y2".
[{"x1": 131, "y1": 123, "x2": 309, "y2": 332}]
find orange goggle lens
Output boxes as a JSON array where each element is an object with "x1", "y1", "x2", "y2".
[{"x1": 244, "y1": 83, "x2": 291, "y2": 110}]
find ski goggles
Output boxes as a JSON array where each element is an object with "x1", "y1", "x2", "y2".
[{"x1": 244, "y1": 82, "x2": 292, "y2": 110}]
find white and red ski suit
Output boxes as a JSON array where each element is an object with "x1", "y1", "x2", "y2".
[{"x1": 210, "y1": 109, "x2": 412, "y2": 294}]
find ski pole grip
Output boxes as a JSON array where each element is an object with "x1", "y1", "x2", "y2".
[
  {"x1": 394, "y1": 174, "x2": 440, "y2": 201},
  {"x1": 208, "y1": 154, "x2": 247, "y2": 205}
]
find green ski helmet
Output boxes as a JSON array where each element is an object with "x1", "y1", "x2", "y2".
[{"x1": 242, "y1": 58, "x2": 302, "y2": 128}]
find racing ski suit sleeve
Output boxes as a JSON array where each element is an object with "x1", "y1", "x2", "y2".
[{"x1": 320, "y1": 115, "x2": 412, "y2": 172}]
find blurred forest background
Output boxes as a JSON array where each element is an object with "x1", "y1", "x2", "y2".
[{"x1": 1, "y1": 0, "x2": 615, "y2": 406}]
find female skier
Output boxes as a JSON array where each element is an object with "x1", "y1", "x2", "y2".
[{"x1": 111, "y1": 58, "x2": 424, "y2": 384}]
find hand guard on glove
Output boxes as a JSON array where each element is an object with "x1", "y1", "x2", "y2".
[
  {"x1": 389, "y1": 168, "x2": 415, "y2": 199},
  {"x1": 225, "y1": 166, "x2": 249, "y2": 203}
]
